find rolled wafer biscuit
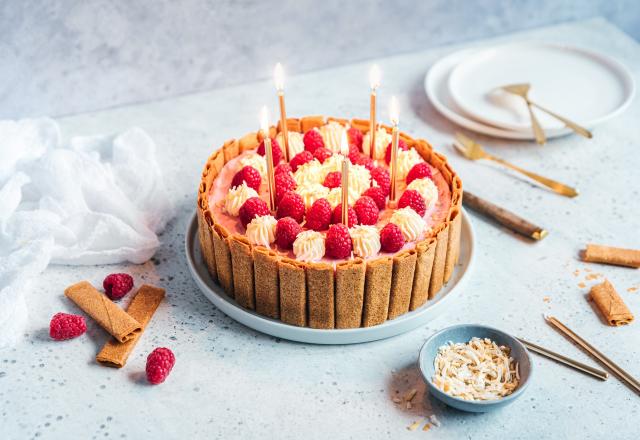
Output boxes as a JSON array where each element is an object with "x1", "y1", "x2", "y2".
[
  {"x1": 96, "y1": 285, "x2": 165, "y2": 368},
  {"x1": 583, "y1": 244, "x2": 640, "y2": 268},
  {"x1": 64, "y1": 281, "x2": 142, "y2": 343},
  {"x1": 589, "y1": 280, "x2": 634, "y2": 326}
]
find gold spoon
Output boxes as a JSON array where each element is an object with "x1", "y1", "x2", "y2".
[
  {"x1": 453, "y1": 132, "x2": 579, "y2": 197},
  {"x1": 501, "y1": 83, "x2": 593, "y2": 143}
]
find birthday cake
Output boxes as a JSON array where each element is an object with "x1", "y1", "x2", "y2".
[{"x1": 196, "y1": 116, "x2": 462, "y2": 328}]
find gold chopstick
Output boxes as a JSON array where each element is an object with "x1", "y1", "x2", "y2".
[
  {"x1": 545, "y1": 315, "x2": 640, "y2": 394},
  {"x1": 517, "y1": 337, "x2": 608, "y2": 381}
]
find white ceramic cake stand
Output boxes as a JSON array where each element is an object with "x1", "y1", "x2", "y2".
[{"x1": 185, "y1": 210, "x2": 475, "y2": 344}]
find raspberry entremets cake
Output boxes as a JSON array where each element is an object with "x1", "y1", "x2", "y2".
[{"x1": 196, "y1": 116, "x2": 463, "y2": 329}]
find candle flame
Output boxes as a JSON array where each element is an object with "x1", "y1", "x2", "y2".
[
  {"x1": 340, "y1": 130, "x2": 349, "y2": 156},
  {"x1": 369, "y1": 64, "x2": 381, "y2": 90},
  {"x1": 389, "y1": 96, "x2": 399, "y2": 125},
  {"x1": 260, "y1": 106, "x2": 270, "y2": 134},
  {"x1": 274, "y1": 63, "x2": 285, "y2": 91}
]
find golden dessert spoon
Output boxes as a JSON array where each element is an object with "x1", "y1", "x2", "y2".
[
  {"x1": 500, "y1": 83, "x2": 593, "y2": 143},
  {"x1": 453, "y1": 132, "x2": 579, "y2": 197}
]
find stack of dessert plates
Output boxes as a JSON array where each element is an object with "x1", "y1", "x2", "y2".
[{"x1": 425, "y1": 42, "x2": 635, "y2": 140}]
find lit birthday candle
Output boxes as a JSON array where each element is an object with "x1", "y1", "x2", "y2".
[
  {"x1": 389, "y1": 96, "x2": 400, "y2": 202},
  {"x1": 274, "y1": 63, "x2": 289, "y2": 162},
  {"x1": 368, "y1": 65, "x2": 381, "y2": 159},
  {"x1": 260, "y1": 106, "x2": 276, "y2": 211}
]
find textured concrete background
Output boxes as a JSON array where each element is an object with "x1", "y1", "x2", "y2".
[{"x1": 2, "y1": 0, "x2": 639, "y2": 118}]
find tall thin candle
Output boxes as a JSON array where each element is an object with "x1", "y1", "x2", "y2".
[
  {"x1": 340, "y1": 131, "x2": 350, "y2": 224},
  {"x1": 260, "y1": 106, "x2": 276, "y2": 211},
  {"x1": 389, "y1": 96, "x2": 400, "y2": 202},
  {"x1": 274, "y1": 63, "x2": 289, "y2": 162},
  {"x1": 369, "y1": 65, "x2": 381, "y2": 159}
]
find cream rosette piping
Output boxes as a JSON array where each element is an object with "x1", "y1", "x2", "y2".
[
  {"x1": 246, "y1": 215, "x2": 277, "y2": 247},
  {"x1": 276, "y1": 131, "x2": 304, "y2": 158},
  {"x1": 362, "y1": 127, "x2": 392, "y2": 160},
  {"x1": 407, "y1": 177, "x2": 439, "y2": 210},
  {"x1": 293, "y1": 230, "x2": 325, "y2": 262},
  {"x1": 349, "y1": 163, "x2": 372, "y2": 197},
  {"x1": 293, "y1": 159, "x2": 324, "y2": 186},
  {"x1": 319, "y1": 121, "x2": 347, "y2": 152},
  {"x1": 295, "y1": 183, "x2": 330, "y2": 210},
  {"x1": 319, "y1": 153, "x2": 345, "y2": 177},
  {"x1": 396, "y1": 148, "x2": 424, "y2": 181},
  {"x1": 238, "y1": 153, "x2": 267, "y2": 179},
  {"x1": 390, "y1": 207, "x2": 426, "y2": 241},
  {"x1": 224, "y1": 182, "x2": 259, "y2": 216},
  {"x1": 349, "y1": 225, "x2": 381, "y2": 258}
]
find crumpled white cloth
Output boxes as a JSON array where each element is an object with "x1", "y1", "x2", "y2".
[{"x1": 0, "y1": 118, "x2": 174, "y2": 348}]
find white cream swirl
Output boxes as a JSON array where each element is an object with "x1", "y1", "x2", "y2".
[
  {"x1": 276, "y1": 131, "x2": 305, "y2": 159},
  {"x1": 362, "y1": 127, "x2": 392, "y2": 160},
  {"x1": 224, "y1": 182, "x2": 259, "y2": 216},
  {"x1": 293, "y1": 230, "x2": 325, "y2": 262},
  {"x1": 349, "y1": 163, "x2": 372, "y2": 197},
  {"x1": 407, "y1": 177, "x2": 439, "y2": 210},
  {"x1": 238, "y1": 153, "x2": 267, "y2": 179},
  {"x1": 396, "y1": 148, "x2": 424, "y2": 181},
  {"x1": 349, "y1": 225, "x2": 381, "y2": 258},
  {"x1": 390, "y1": 207, "x2": 427, "y2": 241},
  {"x1": 319, "y1": 153, "x2": 345, "y2": 177},
  {"x1": 246, "y1": 215, "x2": 277, "y2": 247},
  {"x1": 293, "y1": 159, "x2": 324, "y2": 186},
  {"x1": 319, "y1": 121, "x2": 347, "y2": 152},
  {"x1": 295, "y1": 183, "x2": 329, "y2": 210},
  {"x1": 325, "y1": 186, "x2": 361, "y2": 208}
]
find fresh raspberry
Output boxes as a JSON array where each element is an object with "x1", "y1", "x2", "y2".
[
  {"x1": 303, "y1": 129, "x2": 324, "y2": 153},
  {"x1": 406, "y1": 162, "x2": 433, "y2": 185},
  {"x1": 146, "y1": 347, "x2": 175, "y2": 385},
  {"x1": 257, "y1": 138, "x2": 283, "y2": 164},
  {"x1": 290, "y1": 151, "x2": 314, "y2": 172},
  {"x1": 331, "y1": 204, "x2": 357, "y2": 228},
  {"x1": 347, "y1": 127, "x2": 363, "y2": 150},
  {"x1": 231, "y1": 165, "x2": 262, "y2": 192},
  {"x1": 354, "y1": 196, "x2": 379, "y2": 225},
  {"x1": 380, "y1": 223, "x2": 405, "y2": 252},
  {"x1": 313, "y1": 147, "x2": 333, "y2": 164},
  {"x1": 275, "y1": 172, "x2": 297, "y2": 204},
  {"x1": 348, "y1": 144, "x2": 360, "y2": 164},
  {"x1": 325, "y1": 224, "x2": 353, "y2": 259},
  {"x1": 305, "y1": 198, "x2": 332, "y2": 231},
  {"x1": 276, "y1": 191, "x2": 305, "y2": 223},
  {"x1": 384, "y1": 138, "x2": 408, "y2": 165},
  {"x1": 49, "y1": 312, "x2": 87, "y2": 340},
  {"x1": 323, "y1": 171, "x2": 342, "y2": 189},
  {"x1": 362, "y1": 186, "x2": 387, "y2": 210},
  {"x1": 239, "y1": 197, "x2": 270, "y2": 228},
  {"x1": 275, "y1": 162, "x2": 292, "y2": 176},
  {"x1": 103, "y1": 273, "x2": 134, "y2": 300},
  {"x1": 351, "y1": 153, "x2": 375, "y2": 171},
  {"x1": 370, "y1": 166, "x2": 391, "y2": 195},
  {"x1": 275, "y1": 217, "x2": 302, "y2": 249},
  {"x1": 398, "y1": 189, "x2": 427, "y2": 216}
]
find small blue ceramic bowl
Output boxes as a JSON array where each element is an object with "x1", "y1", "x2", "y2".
[{"x1": 419, "y1": 324, "x2": 532, "y2": 413}]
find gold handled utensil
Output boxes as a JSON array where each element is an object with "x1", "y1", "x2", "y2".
[
  {"x1": 545, "y1": 315, "x2": 640, "y2": 395},
  {"x1": 453, "y1": 132, "x2": 579, "y2": 197},
  {"x1": 517, "y1": 337, "x2": 608, "y2": 381},
  {"x1": 501, "y1": 83, "x2": 593, "y2": 143}
]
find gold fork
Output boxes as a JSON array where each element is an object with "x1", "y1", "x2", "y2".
[
  {"x1": 453, "y1": 132, "x2": 579, "y2": 197},
  {"x1": 501, "y1": 83, "x2": 593, "y2": 144}
]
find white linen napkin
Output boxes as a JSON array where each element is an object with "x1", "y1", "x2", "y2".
[{"x1": 0, "y1": 118, "x2": 174, "y2": 348}]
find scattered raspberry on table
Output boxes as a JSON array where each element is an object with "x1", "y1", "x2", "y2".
[
  {"x1": 103, "y1": 273, "x2": 134, "y2": 300},
  {"x1": 49, "y1": 312, "x2": 87, "y2": 340},
  {"x1": 146, "y1": 347, "x2": 175, "y2": 385}
]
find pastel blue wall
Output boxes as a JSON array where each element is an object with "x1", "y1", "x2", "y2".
[{"x1": 1, "y1": 0, "x2": 638, "y2": 118}]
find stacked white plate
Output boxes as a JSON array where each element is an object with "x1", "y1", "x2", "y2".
[{"x1": 425, "y1": 42, "x2": 635, "y2": 140}]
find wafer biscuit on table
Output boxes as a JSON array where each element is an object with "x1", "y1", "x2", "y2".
[
  {"x1": 64, "y1": 281, "x2": 142, "y2": 343},
  {"x1": 589, "y1": 280, "x2": 634, "y2": 326},
  {"x1": 582, "y1": 244, "x2": 640, "y2": 268},
  {"x1": 96, "y1": 285, "x2": 165, "y2": 368}
]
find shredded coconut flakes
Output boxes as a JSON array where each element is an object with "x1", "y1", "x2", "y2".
[{"x1": 432, "y1": 337, "x2": 519, "y2": 401}]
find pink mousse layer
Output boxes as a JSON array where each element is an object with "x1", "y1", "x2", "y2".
[{"x1": 208, "y1": 150, "x2": 452, "y2": 263}]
